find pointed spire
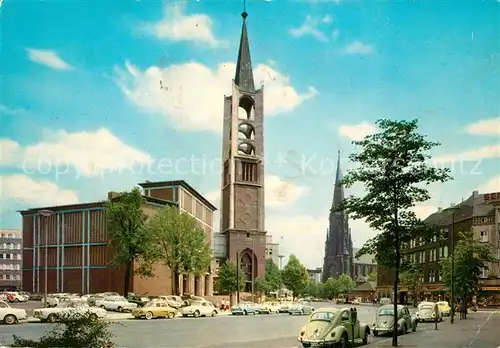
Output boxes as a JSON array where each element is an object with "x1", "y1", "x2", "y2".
[
  {"x1": 234, "y1": 11, "x2": 255, "y2": 93},
  {"x1": 332, "y1": 150, "x2": 345, "y2": 208}
]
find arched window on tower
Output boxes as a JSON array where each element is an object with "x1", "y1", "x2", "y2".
[{"x1": 238, "y1": 96, "x2": 254, "y2": 120}]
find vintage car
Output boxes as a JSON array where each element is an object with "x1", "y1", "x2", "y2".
[
  {"x1": 372, "y1": 305, "x2": 417, "y2": 336},
  {"x1": 181, "y1": 300, "x2": 218, "y2": 317},
  {"x1": 278, "y1": 301, "x2": 294, "y2": 313},
  {"x1": 231, "y1": 302, "x2": 260, "y2": 315},
  {"x1": 436, "y1": 301, "x2": 451, "y2": 316},
  {"x1": 157, "y1": 295, "x2": 184, "y2": 309},
  {"x1": 95, "y1": 295, "x2": 138, "y2": 312},
  {"x1": 33, "y1": 300, "x2": 107, "y2": 323},
  {"x1": 297, "y1": 308, "x2": 370, "y2": 348},
  {"x1": 289, "y1": 301, "x2": 315, "y2": 315},
  {"x1": 0, "y1": 300, "x2": 28, "y2": 325},
  {"x1": 258, "y1": 302, "x2": 281, "y2": 314},
  {"x1": 416, "y1": 301, "x2": 442, "y2": 322},
  {"x1": 132, "y1": 301, "x2": 177, "y2": 320}
]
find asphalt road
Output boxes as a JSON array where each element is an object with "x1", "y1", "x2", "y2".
[{"x1": 2, "y1": 303, "x2": 493, "y2": 348}]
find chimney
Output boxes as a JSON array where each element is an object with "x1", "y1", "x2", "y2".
[
  {"x1": 437, "y1": 207, "x2": 442, "y2": 213},
  {"x1": 473, "y1": 190, "x2": 479, "y2": 198},
  {"x1": 107, "y1": 191, "x2": 121, "y2": 200}
]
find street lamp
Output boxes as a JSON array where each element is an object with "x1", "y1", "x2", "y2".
[
  {"x1": 443, "y1": 205, "x2": 459, "y2": 324},
  {"x1": 39, "y1": 209, "x2": 54, "y2": 308}
]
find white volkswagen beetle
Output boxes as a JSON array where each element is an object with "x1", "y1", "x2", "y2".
[
  {"x1": 0, "y1": 300, "x2": 28, "y2": 325},
  {"x1": 181, "y1": 300, "x2": 218, "y2": 318},
  {"x1": 33, "y1": 300, "x2": 107, "y2": 323}
]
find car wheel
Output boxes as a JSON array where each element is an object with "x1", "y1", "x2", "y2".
[
  {"x1": 301, "y1": 310, "x2": 304, "y2": 315},
  {"x1": 89, "y1": 313, "x2": 98, "y2": 321},
  {"x1": 373, "y1": 330, "x2": 379, "y2": 337},
  {"x1": 401, "y1": 323, "x2": 407, "y2": 335},
  {"x1": 145, "y1": 312, "x2": 153, "y2": 320},
  {"x1": 337, "y1": 332, "x2": 348, "y2": 348},
  {"x1": 211, "y1": 310, "x2": 217, "y2": 317},
  {"x1": 193, "y1": 310, "x2": 200, "y2": 318},
  {"x1": 117, "y1": 306, "x2": 123, "y2": 312},
  {"x1": 362, "y1": 329, "x2": 369, "y2": 345},
  {"x1": 100, "y1": 305, "x2": 105, "y2": 309},
  {"x1": 167, "y1": 312, "x2": 175, "y2": 319},
  {"x1": 4, "y1": 314, "x2": 16, "y2": 325},
  {"x1": 243, "y1": 310, "x2": 247, "y2": 315},
  {"x1": 289, "y1": 312, "x2": 293, "y2": 315},
  {"x1": 182, "y1": 314, "x2": 188, "y2": 317},
  {"x1": 47, "y1": 314, "x2": 57, "y2": 323},
  {"x1": 412, "y1": 323, "x2": 417, "y2": 332}
]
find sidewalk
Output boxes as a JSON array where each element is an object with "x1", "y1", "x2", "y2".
[{"x1": 370, "y1": 311, "x2": 500, "y2": 347}]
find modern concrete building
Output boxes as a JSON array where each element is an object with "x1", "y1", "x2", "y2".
[
  {"x1": 322, "y1": 152, "x2": 354, "y2": 281},
  {"x1": 265, "y1": 235, "x2": 280, "y2": 267},
  {"x1": 20, "y1": 181, "x2": 216, "y2": 296},
  {"x1": 307, "y1": 268, "x2": 322, "y2": 283},
  {"x1": 217, "y1": 10, "x2": 267, "y2": 293},
  {"x1": 0, "y1": 229, "x2": 22, "y2": 291}
]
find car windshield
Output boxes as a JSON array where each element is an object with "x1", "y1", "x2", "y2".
[
  {"x1": 377, "y1": 308, "x2": 394, "y2": 316},
  {"x1": 437, "y1": 302, "x2": 448, "y2": 306},
  {"x1": 310, "y1": 311, "x2": 337, "y2": 321},
  {"x1": 419, "y1": 304, "x2": 433, "y2": 310}
]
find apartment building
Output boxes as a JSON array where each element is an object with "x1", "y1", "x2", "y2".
[{"x1": 0, "y1": 229, "x2": 22, "y2": 291}]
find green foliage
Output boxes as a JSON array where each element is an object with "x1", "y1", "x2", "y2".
[
  {"x1": 148, "y1": 205, "x2": 212, "y2": 278},
  {"x1": 10, "y1": 312, "x2": 115, "y2": 348},
  {"x1": 337, "y1": 274, "x2": 356, "y2": 294},
  {"x1": 399, "y1": 264, "x2": 423, "y2": 306},
  {"x1": 441, "y1": 233, "x2": 494, "y2": 301},
  {"x1": 217, "y1": 260, "x2": 245, "y2": 294},
  {"x1": 105, "y1": 187, "x2": 157, "y2": 295},
  {"x1": 320, "y1": 277, "x2": 341, "y2": 299},
  {"x1": 254, "y1": 277, "x2": 270, "y2": 295},
  {"x1": 281, "y1": 254, "x2": 309, "y2": 298},
  {"x1": 367, "y1": 272, "x2": 377, "y2": 282},
  {"x1": 336, "y1": 119, "x2": 452, "y2": 346},
  {"x1": 304, "y1": 281, "x2": 322, "y2": 298},
  {"x1": 264, "y1": 259, "x2": 282, "y2": 292}
]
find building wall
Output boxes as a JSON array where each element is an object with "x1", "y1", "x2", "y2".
[
  {"x1": 0, "y1": 230, "x2": 22, "y2": 290},
  {"x1": 353, "y1": 263, "x2": 377, "y2": 279}
]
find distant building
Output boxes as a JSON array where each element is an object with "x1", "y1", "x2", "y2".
[
  {"x1": 21, "y1": 180, "x2": 216, "y2": 296},
  {"x1": 0, "y1": 229, "x2": 22, "y2": 291},
  {"x1": 352, "y1": 247, "x2": 377, "y2": 281},
  {"x1": 307, "y1": 268, "x2": 322, "y2": 283}
]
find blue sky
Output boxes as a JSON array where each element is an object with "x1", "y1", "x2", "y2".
[{"x1": 1, "y1": 0, "x2": 499, "y2": 268}]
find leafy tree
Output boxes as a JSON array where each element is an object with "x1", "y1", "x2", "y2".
[
  {"x1": 147, "y1": 205, "x2": 212, "y2": 295},
  {"x1": 264, "y1": 259, "x2": 282, "y2": 292},
  {"x1": 281, "y1": 254, "x2": 309, "y2": 299},
  {"x1": 255, "y1": 277, "x2": 270, "y2": 296},
  {"x1": 217, "y1": 260, "x2": 245, "y2": 294},
  {"x1": 320, "y1": 277, "x2": 341, "y2": 300},
  {"x1": 441, "y1": 232, "x2": 494, "y2": 307},
  {"x1": 337, "y1": 119, "x2": 452, "y2": 346},
  {"x1": 368, "y1": 272, "x2": 377, "y2": 282},
  {"x1": 399, "y1": 264, "x2": 423, "y2": 307},
  {"x1": 338, "y1": 274, "x2": 356, "y2": 297},
  {"x1": 105, "y1": 187, "x2": 157, "y2": 297},
  {"x1": 304, "y1": 280, "x2": 322, "y2": 298},
  {"x1": 10, "y1": 312, "x2": 115, "y2": 348}
]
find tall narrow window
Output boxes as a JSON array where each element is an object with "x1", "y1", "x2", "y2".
[
  {"x1": 241, "y1": 161, "x2": 258, "y2": 183},
  {"x1": 223, "y1": 161, "x2": 230, "y2": 186}
]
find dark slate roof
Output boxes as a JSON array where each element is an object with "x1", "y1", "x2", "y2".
[
  {"x1": 354, "y1": 281, "x2": 376, "y2": 292},
  {"x1": 424, "y1": 194, "x2": 474, "y2": 226},
  {"x1": 234, "y1": 12, "x2": 255, "y2": 93}
]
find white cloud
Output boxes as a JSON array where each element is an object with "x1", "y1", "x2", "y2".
[
  {"x1": 477, "y1": 176, "x2": 500, "y2": 193},
  {"x1": 1, "y1": 128, "x2": 153, "y2": 177},
  {"x1": 433, "y1": 144, "x2": 500, "y2": 163},
  {"x1": 339, "y1": 121, "x2": 376, "y2": 141},
  {"x1": 465, "y1": 117, "x2": 500, "y2": 136},
  {"x1": 142, "y1": 4, "x2": 223, "y2": 48},
  {"x1": 26, "y1": 48, "x2": 72, "y2": 70},
  {"x1": 1, "y1": 175, "x2": 79, "y2": 207},
  {"x1": 289, "y1": 15, "x2": 336, "y2": 42},
  {"x1": 115, "y1": 61, "x2": 318, "y2": 133},
  {"x1": 342, "y1": 41, "x2": 374, "y2": 55}
]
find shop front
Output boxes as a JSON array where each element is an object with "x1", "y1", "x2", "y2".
[{"x1": 478, "y1": 286, "x2": 500, "y2": 307}]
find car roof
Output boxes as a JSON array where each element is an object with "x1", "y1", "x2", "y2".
[
  {"x1": 379, "y1": 304, "x2": 404, "y2": 310},
  {"x1": 313, "y1": 307, "x2": 342, "y2": 313}
]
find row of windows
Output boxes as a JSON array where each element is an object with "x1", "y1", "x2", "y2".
[
  {"x1": 405, "y1": 246, "x2": 448, "y2": 264},
  {"x1": 0, "y1": 254, "x2": 21, "y2": 260},
  {"x1": 478, "y1": 230, "x2": 500, "y2": 243},
  {"x1": 0, "y1": 233, "x2": 19, "y2": 239},
  {"x1": 0, "y1": 274, "x2": 21, "y2": 281},
  {"x1": 0, "y1": 264, "x2": 21, "y2": 270},
  {"x1": 0, "y1": 243, "x2": 21, "y2": 250}
]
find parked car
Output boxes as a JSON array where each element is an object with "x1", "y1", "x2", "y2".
[
  {"x1": 157, "y1": 295, "x2": 184, "y2": 309},
  {"x1": 231, "y1": 302, "x2": 260, "y2": 315},
  {"x1": 95, "y1": 296, "x2": 137, "y2": 312},
  {"x1": 5, "y1": 292, "x2": 28, "y2": 303},
  {"x1": 258, "y1": 302, "x2": 281, "y2": 314},
  {"x1": 132, "y1": 301, "x2": 177, "y2": 320},
  {"x1": 416, "y1": 301, "x2": 442, "y2": 322},
  {"x1": 436, "y1": 301, "x2": 451, "y2": 316},
  {"x1": 33, "y1": 300, "x2": 107, "y2": 323},
  {"x1": 278, "y1": 301, "x2": 294, "y2": 313},
  {"x1": 372, "y1": 304, "x2": 417, "y2": 336},
  {"x1": 289, "y1": 301, "x2": 315, "y2": 315},
  {"x1": 127, "y1": 293, "x2": 150, "y2": 308},
  {"x1": 297, "y1": 308, "x2": 370, "y2": 348},
  {"x1": 0, "y1": 300, "x2": 28, "y2": 325},
  {"x1": 181, "y1": 301, "x2": 218, "y2": 317}
]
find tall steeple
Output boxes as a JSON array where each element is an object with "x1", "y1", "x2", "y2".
[
  {"x1": 332, "y1": 150, "x2": 345, "y2": 209},
  {"x1": 234, "y1": 11, "x2": 255, "y2": 93}
]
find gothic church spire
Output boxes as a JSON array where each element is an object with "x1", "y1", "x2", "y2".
[
  {"x1": 234, "y1": 11, "x2": 255, "y2": 93},
  {"x1": 332, "y1": 150, "x2": 345, "y2": 209}
]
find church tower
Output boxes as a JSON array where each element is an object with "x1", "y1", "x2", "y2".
[
  {"x1": 322, "y1": 151, "x2": 354, "y2": 281},
  {"x1": 219, "y1": 11, "x2": 266, "y2": 292}
]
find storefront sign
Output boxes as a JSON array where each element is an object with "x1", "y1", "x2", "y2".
[
  {"x1": 481, "y1": 286, "x2": 500, "y2": 291},
  {"x1": 484, "y1": 192, "x2": 500, "y2": 203}
]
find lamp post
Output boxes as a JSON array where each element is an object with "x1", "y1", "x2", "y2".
[
  {"x1": 443, "y1": 206, "x2": 459, "y2": 324},
  {"x1": 236, "y1": 251, "x2": 240, "y2": 303},
  {"x1": 251, "y1": 232, "x2": 255, "y2": 303},
  {"x1": 39, "y1": 209, "x2": 54, "y2": 308}
]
